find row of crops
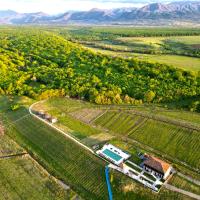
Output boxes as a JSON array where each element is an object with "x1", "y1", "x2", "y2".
[
  {"x1": 93, "y1": 111, "x2": 200, "y2": 169},
  {"x1": 70, "y1": 108, "x2": 104, "y2": 124},
  {"x1": 0, "y1": 156, "x2": 74, "y2": 200},
  {"x1": 94, "y1": 111, "x2": 146, "y2": 136},
  {"x1": 4, "y1": 108, "x2": 108, "y2": 200}
]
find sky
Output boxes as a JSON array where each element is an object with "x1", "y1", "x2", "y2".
[{"x1": 0, "y1": 0, "x2": 195, "y2": 14}]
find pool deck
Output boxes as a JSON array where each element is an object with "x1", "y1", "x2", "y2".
[{"x1": 97, "y1": 144, "x2": 131, "y2": 166}]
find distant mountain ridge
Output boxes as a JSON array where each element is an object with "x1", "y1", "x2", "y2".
[{"x1": 0, "y1": 1, "x2": 200, "y2": 25}]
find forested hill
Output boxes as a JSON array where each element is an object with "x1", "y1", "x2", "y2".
[{"x1": 0, "y1": 28, "x2": 200, "y2": 111}]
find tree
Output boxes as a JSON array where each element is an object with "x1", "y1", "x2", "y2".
[{"x1": 145, "y1": 91, "x2": 156, "y2": 103}]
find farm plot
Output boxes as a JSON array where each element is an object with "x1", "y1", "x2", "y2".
[
  {"x1": 0, "y1": 156, "x2": 74, "y2": 200},
  {"x1": 70, "y1": 108, "x2": 105, "y2": 124},
  {"x1": 129, "y1": 119, "x2": 200, "y2": 169},
  {"x1": 94, "y1": 111, "x2": 146, "y2": 136},
  {"x1": 5, "y1": 112, "x2": 107, "y2": 200}
]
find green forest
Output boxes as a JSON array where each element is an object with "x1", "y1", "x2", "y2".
[{"x1": 0, "y1": 27, "x2": 200, "y2": 111}]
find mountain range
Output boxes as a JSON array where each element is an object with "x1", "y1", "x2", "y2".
[{"x1": 1, "y1": 1, "x2": 200, "y2": 25}]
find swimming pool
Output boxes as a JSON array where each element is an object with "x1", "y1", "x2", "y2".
[{"x1": 103, "y1": 149, "x2": 122, "y2": 162}]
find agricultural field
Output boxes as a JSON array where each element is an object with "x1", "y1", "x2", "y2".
[
  {"x1": 5, "y1": 115, "x2": 108, "y2": 200},
  {"x1": 93, "y1": 110, "x2": 200, "y2": 170},
  {"x1": 0, "y1": 156, "x2": 75, "y2": 200},
  {"x1": 169, "y1": 174, "x2": 200, "y2": 195},
  {"x1": 87, "y1": 46, "x2": 200, "y2": 71},
  {"x1": 0, "y1": 25, "x2": 200, "y2": 200},
  {"x1": 38, "y1": 98, "x2": 200, "y2": 177},
  {"x1": 1, "y1": 96, "x2": 197, "y2": 200},
  {"x1": 0, "y1": 134, "x2": 25, "y2": 156}
]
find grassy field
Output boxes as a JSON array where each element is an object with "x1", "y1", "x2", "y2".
[
  {"x1": 119, "y1": 35, "x2": 200, "y2": 46},
  {"x1": 77, "y1": 29, "x2": 200, "y2": 72},
  {"x1": 0, "y1": 156, "x2": 75, "y2": 200},
  {"x1": 87, "y1": 46, "x2": 200, "y2": 72},
  {"x1": 135, "y1": 54, "x2": 200, "y2": 71}
]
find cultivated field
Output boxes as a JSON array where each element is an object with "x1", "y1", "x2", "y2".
[
  {"x1": 1, "y1": 96, "x2": 199, "y2": 199},
  {"x1": 67, "y1": 27, "x2": 200, "y2": 72},
  {"x1": 169, "y1": 174, "x2": 200, "y2": 195},
  {"x1": 0, "y1": 156, "x2": 75, "y2": 200},
  {"x1": 0, "y1": 134, "x2": 25, "y2": 156},
  {"x1": 93, "y1": 111, "x2": 200, "y2": 170}
]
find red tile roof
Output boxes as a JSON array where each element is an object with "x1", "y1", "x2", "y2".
[{"x1": 143, "y1": 155, "x2": 171, "y2": 174}]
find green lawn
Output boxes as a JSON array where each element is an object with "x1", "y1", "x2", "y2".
[{"x1": 0, "y1": 156, "x2": 74, "y2": 200}]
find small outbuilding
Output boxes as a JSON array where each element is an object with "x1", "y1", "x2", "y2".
[
  {"x1": 50, "y1": 117, "x2": 58, "y2": 124},
  {"x1": 38, "y1": 110, "x2": 45, "y2": 117}
]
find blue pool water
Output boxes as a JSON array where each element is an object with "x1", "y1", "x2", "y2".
[{"x1": 103, "y1": 149, "x2": 122, "y2": 162}]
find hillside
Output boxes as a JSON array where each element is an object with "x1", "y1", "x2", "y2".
[{"x1": 0, "y1": 27, "x2": 200, "y2": 111}]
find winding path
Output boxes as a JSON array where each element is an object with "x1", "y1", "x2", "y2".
[{"x1": 29, "y1": 101, "x2": 94, "y2": 154}]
